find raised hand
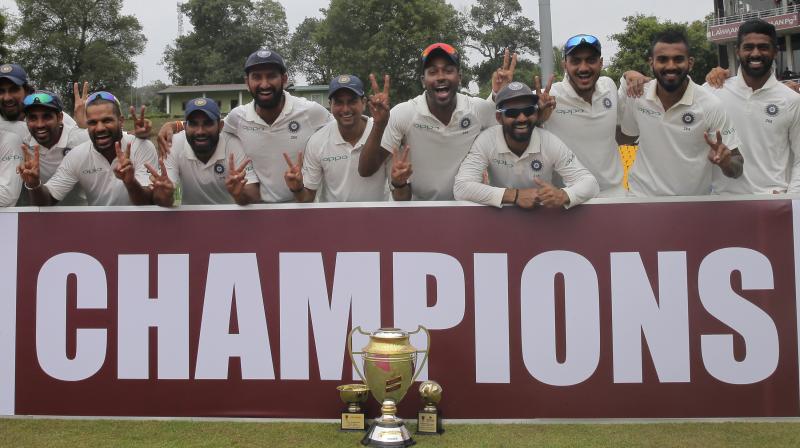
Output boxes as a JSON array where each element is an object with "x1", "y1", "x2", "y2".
[
  {"x1": 368, "y1": 74, "x2": 391, "y2": 127},
  {"x1": 144, "y1": 157, "x2": 174, "y2": 202},
  {"x1": 129, "y1": 105, "x2": 152, "y2": 139},
  {"x1": 157, "y1": 122, "x2": 176, "y2": 158},
  {"x1": 534, "y1": 178, "x2": 569, "y2": 208},
  {"x1": 624, "y1": 71, "x2": 651, "y2": 98},
  {"x1": 113, "y1": 140, "x2": 135, "y2": 184},
  {"x1": 705, "y1": 67, "x2": 731, "y2": 89},
  {"x1": 73, "y1": 81, "x2": 89, "y2": 128},
  {"x1": 492, "y1": 49, "x2": 518, "y2": 94},
  {"x1": 704, "y1": 130, "x2": 732, "y2": 166},
  {"x1": 391, "y1": 144, "x2": 412, "y2": 186},
  {"x1": 535, "y1": 74, "x2": 556, "y2": 124},
  {"x1": 283, "y1": 151, "x2": 304, "y2": 193},
  {"x1": 226, "y1": 153, "x2": 252, "y2": 198},
  {"x1": 17, "y1": 143, "x2": 41, "y2": 188}
]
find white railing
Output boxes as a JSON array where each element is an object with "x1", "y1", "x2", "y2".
[{"x1": 707, "y1": 4, "x2": 800, "y2": 27}]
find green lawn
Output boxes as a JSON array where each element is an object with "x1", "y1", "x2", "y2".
[{"x1": 2, "y1": 419, "x2": 800, "y2": 447}]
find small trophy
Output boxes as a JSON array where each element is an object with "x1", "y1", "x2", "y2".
[
  {"x1": 416, "y1": 380, "x2": 444, "y2": 435},
  {"x1": 337, "y1": 384, "x2": 370, "y2": 431}
]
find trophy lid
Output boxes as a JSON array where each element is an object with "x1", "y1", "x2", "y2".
[{"x1": 372, "y1": 328, "x2": 408, "y2": 339}]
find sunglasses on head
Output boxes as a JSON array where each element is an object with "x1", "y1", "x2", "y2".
[
  {"x1": 564, "y1": 34, "x2": 601, "y2": 53},
  {"x1": 422, "y1": 43, "x2": 457, "y2": 57},
  {"x1": 497, "y1": 105, "x2": 539, "y2": 118},
  {"x1": 23, "y1": 92, "x2": 56, "y2": 106},
  {"x1": 87, "y1": 91, "x2": 121, "y2": 107}
]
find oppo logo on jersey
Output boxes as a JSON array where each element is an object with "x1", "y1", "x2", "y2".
[
  {"x1": 414, "y1": 123, "x2": 440, "y2": 132},
  {"x1": 322, "y1": 155, "x2": 349, "y2": 163},
  {"x1": 81, "y1": 167, "x2": 104, "y2": 175}
]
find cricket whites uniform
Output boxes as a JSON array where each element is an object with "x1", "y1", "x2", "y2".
[
  {"x1": 223, "y1": 92, "x2": 331, "y2": 202},
  {"x1": 165, "y1": 131, "x2": 258, "y2": 205},
  {"x1": 705, "y1": 72, "x2": 800, "y2": 194},
  {"x1": 303, "y1": 117, "x2": 389, "y2": 202},
  {"x1": 19, "y1": 122, "x2": 89, "y2": 206},
  {"x1": 454, "y1": 125, "x2": 599, "y2": 207},
  {"x1": 544, "y1": 76, "x2": 625, "y2": 196},
  {"x1": 45, "y1": 134, "x2": 157, "y2": 206},
  {"x1": 380, "y1": 92, "x2": 497, "y2": 200},
  {"x1": 0, "y1": 112, "x2": 77, "y2": 141},
  {"x1": 620, "y1": 79, "x2": 741, "y2": 196},
  {"x1": 0, "y1": 131, "x2": 22, "y2": 206}
]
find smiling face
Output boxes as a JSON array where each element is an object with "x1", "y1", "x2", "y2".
[
  {"x1": 86, "y1": 102, "x2": 124, "y2": 153},
  {"x1": 564, "y1": 47, "x2": 603, "y2": 96},
  {"x1": 737, "y1": 33, "x2": 776, "y2": 79},
  {"x1": 650, "y1": 41, "x2": 694, "y2": 93},
  {"x1": 185, "y1": 110, "x2": 222, "y2": 159},
  {"x1": 422, "y1": 54, "x2": 460, "y2": 109},
  {"x1": 246, "y1": 64, "x2": 287, "y2": 109},
  {"x1": 330, "y1": 90, "x2": 365, "y2": 130},
  {"x1": 25, "y1": 106, "x2": 63, "y2": 148},
  {"x1": 497, "y1": 97, "x2": 538, "y2": 144},
  {"x1": 0, "y1": 79, "x2": 26, "y2": 121}
]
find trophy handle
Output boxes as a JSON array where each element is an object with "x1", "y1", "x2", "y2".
[
  {"x1": 347, "y1": 326, "x2": 368, "y2": 383},
  {"x1": 409, "y1": 325, "x2": 430, "y2": 384}
]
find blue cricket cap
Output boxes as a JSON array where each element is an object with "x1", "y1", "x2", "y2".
[
  {"x1": 184, "y1": 97, "x2": 221, "y2": 121},
  {"x1": 328, "y1": 74, "x2": 364, "y2": 98}
]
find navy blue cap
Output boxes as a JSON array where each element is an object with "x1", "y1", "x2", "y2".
[
  {"x1": 23, "y1": 90, "x2": 64, "y2": 112},
  {"x1": 184, "y1": 98, "x2": 221, "y2": 121},
  {"x1": 0, "y1": 64, "x2": 28, "y2": 86},
  {"x1": 245, "y1": 49, "x2": 287, "y2": 73},
  {"x1": 328, "y1": 74, "x2": 364, "y2": 98},
  {"x1": 495, "y1": 82, "x2": 539, "y2": 108}
]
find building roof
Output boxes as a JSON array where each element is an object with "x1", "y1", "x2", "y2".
[
  {"x1": 288, "y1": 85, "x2": 328, "y2": 92},
  {"x1": 158, "y1": 84, "x2": 248, "y2": 94}
]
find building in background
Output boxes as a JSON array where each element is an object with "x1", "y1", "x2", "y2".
[
  {"x1": 158, "y1": 84, "x2": 329, "y2": 117},
  {"x1": 708, "y1": 0, "x2": 800, "y2": 78}
]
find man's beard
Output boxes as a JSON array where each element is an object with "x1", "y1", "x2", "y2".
[
  {"x1": 655, "y1": 70, "x2": 689, "y2": 93},
  {"x1": 187, "y1": 132, "x2": 220, "y2": 159},
  {"x1": 741, "y1": 56, "x2": 773, "y2": 78},
  {"x1": 251, "y1": 86, "x2": 284, "y2": 109},
  {"x1": 503, "y1": 120, "x2": 534, "y2": 143},
  {"x1": 90, "y1": 126, "x2": 124, "y2": 152},
  {"x1": 0, "y1": 107, "x2": 22, "y2": 121}
]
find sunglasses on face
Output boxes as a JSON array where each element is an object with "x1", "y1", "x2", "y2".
[
  {"x1": 86, "y1": 91, "x2": 121, "y2": 107},
  {"x1": 497, "y1": 105, "x2": 539, "y2": 118},
  {"x1": 564, "y1": 34, "x2": 601, "y2": 53},
  {"x1": 23, "y1": 92, "x2": 56, "y2": 106}
]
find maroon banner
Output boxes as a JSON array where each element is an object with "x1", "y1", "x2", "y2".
[
  {"x1": 708, "y1": 13, "x2": 800, "y2": 42},
  {"x1": 10, "y1": 200, "x2": 800, "y2": 418}
]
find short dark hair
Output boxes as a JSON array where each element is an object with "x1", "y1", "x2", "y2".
[
  {"x1": 650, "y1": 29, "x2": 690, "y2": 57},
  {"x1": 737, "y1": 19, "x2": 778, "y2": 47},
  {"x1": 86, "y1": 98, "x2": 122, "y2": 118}
]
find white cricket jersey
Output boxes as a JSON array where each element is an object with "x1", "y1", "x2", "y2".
[
  {"x1": 165, "y1": 131, "x2": 258, "y2": 205},
  {"x1": 705, "y1": 72, "x2": 800, "y2": 194},
  {"x1": 45, "y1": 134, "x2": 157, "y2": 206},
  {"x1": 544, "y1": 76, "x2": 624, "y2": 196},
  {"x1": 223, "y1": 92, "x2": 331, "y2": 203},
  {"x1": 380, "y1": 92, "x2": 497, "y2": 200},
  {"x1": 454, "y1": 125, "x2": 599, "y2": 208},
  {"x1": 303, "y1": 117, "x2": 389, "y2": 202},
  {"x1": 620, "y1": 79, "x2": 740, "y2": 196},
  {"x1": 0, "y1": 132, "x2": 22, "y2": 206},
  {"x1": 19, "y1": 122, "x2": 89, "y2": 206},
  {"x1": 0, "y1": 112, "x2": 77, "y2": 140}
]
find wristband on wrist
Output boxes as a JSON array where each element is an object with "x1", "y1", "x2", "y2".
[
  {"x1": 391, "y1": 181, "x2": 409, "y2": 189},
  {"x1": 24, "y1": 180, "x2": 42, "y2": 190},
  {"x1": 290, "y1": 186, "x2": 304, "y2": 193}
]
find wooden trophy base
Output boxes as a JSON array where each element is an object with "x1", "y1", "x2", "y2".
[
  {"x1": 341, "y1": 412, "x2": 367, "y2": 431},
  {"x1": 416, "y1": 410, "x2": 443, "y2": 435}
]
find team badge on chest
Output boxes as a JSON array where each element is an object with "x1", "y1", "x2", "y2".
[
  {"x1": 765, "y1": 104, "x2": 779, "y2": 117},
  {"x1": 288, "y1": 121, "x2": 301, "y2": 133},
  {"x1": 214, "y1": 162, "x2": 225, "y2": 176},
  {"x1": 602, "y1": 98, "x2": 613, "y2": 109},
  {"x1": 681, "y1": 112, "x2": 695, "y2": 125},
  {"x1": 460, "y1": 117, "x2": 471, "y2": 129},
  {"x1": 531, "y1": 159, "x2": 543, "y2": 172}
]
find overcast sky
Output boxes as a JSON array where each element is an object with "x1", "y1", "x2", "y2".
[{"x1": 0, "y1": 0, "x2": 712, "y2": 85}]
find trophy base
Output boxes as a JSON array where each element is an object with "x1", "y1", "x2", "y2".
[
  {"x1": 361, "y1": 418, "x2": 415, "y2": 447},
  {"x1": 340, "y1": 412, "x2": 367, "y2": 431},
  {"x1": 416, "y1": 410, "x2": 444, "y2": 435}
]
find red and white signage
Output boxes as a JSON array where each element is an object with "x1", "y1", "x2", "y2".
[
  {"x1": 1, "y1": 199, "x2": 799, "y2": 419},
  {"x1": 708, "y1": 13, "x2": 800, "y2": 43}
]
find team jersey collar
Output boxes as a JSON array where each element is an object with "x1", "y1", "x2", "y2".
[
  {"x1": 734, "y1": 68, "x2": 779, "y2": 93},
  {"x1": 416, "y1": 92, "x2": 468, "y2": 121},
  {"x1": 645, "y1": 77, "x2": 696, "y2": 108},
  {"x1": 495, "y1": 126, "x2": 542, "y2": 157},
  {"x1": 561, "y1": 74, "x2": 610, "y2": 102},
  {"x1": 244, "y1": 91, "x2": 296, "y2": 125},
  {"x1": 185, "y1": 135, "x2": 227, "y2": 167},
  {"x1": 331, "y1": 116, "x2": 371, "y2": 149}
]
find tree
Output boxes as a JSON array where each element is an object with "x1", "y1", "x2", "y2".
[
  {"x1": 0, "y1": 9, "x2": 12, "y2": 60},
  {"x1": 462, "y1": 0, "x2": 540, "y2": 88},
  {"x1": 606, "y1": 13, "x2": 716, "y2": 83},
  {"x1": 162, "y1": 0, "x2": 289, "y2": 85},
  {"x1": 312, "y1": 0, "x2": 465, "y2": 103},
  {"x1": 287, "y1": 18, "x2": 332, "y2": 86},
  {"x1": 11, "y1": 0, "x2": 145, "y2": 103}
]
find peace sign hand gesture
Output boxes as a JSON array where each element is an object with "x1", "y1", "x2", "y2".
[
  {"x1": 129, "y1": 105, "x2": 152, "y2": 139},
  {"x1": 113, "y1": 140, "x2": 135, "y2": 184},
  {"x1": 17, "y1": 143, "x2": 41, "y2": 189},
  {"x1": 391, "y1": 144, "x2": 413, "y2": 187},
  {"x1": 704, "y1": 131, "x2": 732, "y2": 166},
  {"x1": 226, "y1": 153, "x2": 252, "y2": 199},
  {"x1": 492, "y1": 49, "x2": 518, "y2": 94},
  {"x1": 73, "y1": 81, "x2": 89, "y2": 128},
  {"x1": 283, "y1": 151, "x2": 304, "y2": 193},
  {"x1": 145, "y1": 157, "x2": 174, "y2": 205},
  {"x1": 368, "y1": 74, "x2": 391, "y2": 127},
  {"x1": 535, "y1": 74, "x2": 557, "y2": 124}
]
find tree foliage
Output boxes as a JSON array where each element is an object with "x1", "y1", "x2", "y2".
[
  {"x1": 162, "y1": 0, "x2": 289, "y2": 85},
  {"x1": 309, "y1": 0, "x2": 465, "y2": 103},
  {"x1": 11, "y1": 0, "x2": 145, "y2": 102},
  {"x1": 0, "y1": 9, "x2": 11, "y2": 61},
  {"x1": 287, "y1": 18, "x2": 331, "y2": 86},
  {"x1": 606, "y1": 13, "x2": 717, "y2": 84}
]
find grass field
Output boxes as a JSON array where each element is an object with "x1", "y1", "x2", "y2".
[{"x1": 2, "y1": 419, "x2": 800, "y2": 447}]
